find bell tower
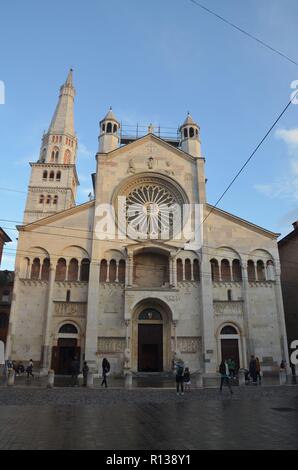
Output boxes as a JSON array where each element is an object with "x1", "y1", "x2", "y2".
[
  {"x1": 179, "y1": 113, "x2": 201, "y2": 158},
  {"x1": 24, "y1": 70, "x2": 79, "y2": 224},
  {"x1": 98, "y1": 107, "x2": 120, "y2": 153}
]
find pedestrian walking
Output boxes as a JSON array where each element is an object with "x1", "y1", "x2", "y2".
[
  {"x1": 26, "y1": 359, "x2": 34, "y2": 379},
  {"x1": 228, "y1": 358, "x2": 236, "y2": 379},
  {"x1": 101, "y1": 357, "x2": 110, "y2": 388},
  {"x1": 219, "y1": 359, "x2": 233, "y2": 394},
  {"x1": 183, "y1": 367, "x2": 191, "y2": 392},
  {"x1": 249, "y1": 355, "x2": 257, "y2": 384},
  {"x1": 256, "y1": 357, "x2": 262, "y2": 383},
  {"x1": 70, "y1": 356, "x2": 80, "y2": 386},
  {"x1": 82, "y1": 361, "x2": 89, "y2": 387},
  {"x1": 175, "y1": 360, "x2": 184, "y2": 396}
]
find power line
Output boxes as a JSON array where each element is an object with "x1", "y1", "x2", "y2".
[
  {"x1": 202, "y1": 91, "x2": 298, "y2": 226},
  {"x1": 188, "y1": 0, "x2": 298, "y2": 67}
]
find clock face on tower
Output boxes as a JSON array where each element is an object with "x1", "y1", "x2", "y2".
[{"x1": 113, "y1": 173, "x2": 189, "y2": 241}]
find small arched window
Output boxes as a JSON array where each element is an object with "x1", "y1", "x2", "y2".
[
  {"x1": 56, "y1": 171, "x2": 61, "y2": 181},
  {"x1": 232, "y1": 259, "x2": 242, "y2": 282},
  {"x1": 109, "y1": 259, "x2": 117, "y2": 282},
  {"x1": 247, "y1": 260, "x2": 256, "y2": 281},
  {"x1": 113, "y1": 124, "x2": 117, "y2": 133},
  {"x1": 53, "y1": 195, "x2": 58, "y2": 205},
  {"x1": 102, "y1": 123, "x2": 105, "y2": 132},
  {"x1": 80, "y1": 258, "x2": 90, "y2": 282},
  {"x1": 227, "y1": 289, "x2": 232, "y2": 301},
  {"x1": 99, "y1": 259, "x2": 107, "y2": 282},
  {"x1": 107, "y1": 122, "x2": 112, "y2": 133},
  {"x1": 257, "y1": 260, "x2": 266, "y2": 281},
  {"x1": 210, "y1": 259, "x2": 220, "y2": 281},
  {"x1": 55, "y1": 258, "x2": 67, "y2": 281},
  {"x1": 39, "y1": 194, "x2": 44, "y2": 204},
  {"x1": 41, "y1": 258, "x2": 50, "y2": 281},
  {"x1": 193, "y1": 259, "x2": 200, "y2": 281},
  {"x1": 59, "y1": 323, "x2": 78, "y2": 334},
  {"x1": 55, "y1": 151, "x2": 59, "y2": 162},
  {"x1": 42, "y1": 170, "x2": 47, "y2": 180},
  {"x1": 221, "y1": 259, "x2": 231, "y2": 282},
  {"x1": 189, "y1": 127, "x2": 194, "y2": 138},
  {"x1": 51, "y1": 151, "x2": 55, "y2": 162},
  {"x1": 185, "y1": 259, "x2": 191, "y2": 281},
  {"x1": 46, "y1": 195, "x2": 51, "y2": 204},
  {"x1": 31, "y1": 258, "x2": 41, "y2": 280},
  {"x1": 177, "y1": 259, "x2": 183, "y2": 282},
  {"x1": 49, "y1": 171, "x2": 55, "y2": 180},
  {"x1": 184, "y1": 128, "x2": 188, "y2": 138},
  {"x1": 68, "y1": 258, "x2": 78, "y2": 281},
  {"x1": 118, "y1": 259, "x2": 126, "y2": 283}
]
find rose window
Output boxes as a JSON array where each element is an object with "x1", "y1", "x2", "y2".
[{"x1": 114, "y1": 174, "x2": 188, "y2": 240}]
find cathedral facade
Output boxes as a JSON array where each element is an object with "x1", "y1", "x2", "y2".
[{"x1": 6, "y1": 71, "x2": 289, "y2": 376}]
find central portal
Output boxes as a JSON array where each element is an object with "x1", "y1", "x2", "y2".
[{"x1": 137, "y1": 308, "x2": 163, "y2": 372}]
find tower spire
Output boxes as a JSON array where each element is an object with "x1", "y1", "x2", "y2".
[
  {"x1": 24, "y1": 70, "x2": 79, "y2": 224},
  {"x1": 48, "y1": 68, "x2": 76, "y2": 136}
]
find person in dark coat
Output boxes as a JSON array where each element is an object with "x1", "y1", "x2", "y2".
[
  {"x1": 219, "y1": 360, "x2": 233, "y2": 394},
  {"x1": 82, "y1": 361, "x2": 89, "y2": 387},
  {"x1": 101, "y1": 357, "x2": 110, "y2": 388},
  {"x1": 249, "y1": 355, "x2": 257, "y2": 384},
  {"x1": 175, "y1": 361, "x2": 184, "y2": 396}
]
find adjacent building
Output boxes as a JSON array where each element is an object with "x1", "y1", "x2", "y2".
[{"x1": 278, "y1": 221, "x2": 298, "y2": 355}]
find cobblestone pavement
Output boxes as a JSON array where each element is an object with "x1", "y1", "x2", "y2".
[{"x1": 0, "y1": 386, "x2": 298, "y2": 449}]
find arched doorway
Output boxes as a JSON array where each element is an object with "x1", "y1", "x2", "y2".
[
  {"x1": 131, "y1": 299, "x2": 173, "y2": 373},
  {"x1": 219, "y1": 325, "x2": 241, "y2": 370},
  {"x1": 51, "y1": 323, "x2": 81, "y2": 374},
  {"x1": 138, "y1": 308, "x2": 163, "y2": 372}
]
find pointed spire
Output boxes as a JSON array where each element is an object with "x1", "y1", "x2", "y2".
[
  {"x1": 65, "y1": 68, "x2": 73, "y2": 86},
  {"x1": 183, "y1": 112, "x2": 195, "y2": 125},
  {"x1": 48, "y1": 69, "x2": 76, "y2": 135},
  {"x1": 102, "y1": 106, "x2": 119, "y2": 123}
]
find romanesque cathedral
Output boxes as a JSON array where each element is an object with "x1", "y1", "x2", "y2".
[{"x1": 6, "y1": 71, "x2": 289, "y2": 376}]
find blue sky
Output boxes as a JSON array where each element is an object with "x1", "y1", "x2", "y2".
[{"x1": 1, "y1": 0, "x2": 298, "y2": 269}]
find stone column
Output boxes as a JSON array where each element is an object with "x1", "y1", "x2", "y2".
[
  {"x1": 172, "y1": 321, "x2": 178, "y2": 353},
  {"x1": 169, "y1": 257, "x2": 173, "y2": 286},
  {"x1": 85, "y1": 262, "x2": 100, "y2": 371},
  {"x1": 127, "y1": 255, "x2": 133, "y2": 287},
  {"x1": 240, "y1": 262, "x2": 250, "y2": 367},
  {"x1": 5, "y1": 271, "x2": 20, "y2": 360},
  {"x1": 41, "y1": 265, "x2": 56, "y2": 373},
  {"x1": 172, "y1": 257, "x2": 177, "y2": 287},
  {"x1": 182, "y1": 260, "x2": 185, "y2": 281},
  {"x1": 199, "y1": 247, "x2": 217, "y2": 374}
]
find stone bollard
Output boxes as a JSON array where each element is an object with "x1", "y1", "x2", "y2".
[
  {"x1": 87, "y1": 371, "x2": 94, "y2": 388},
  {"x1": 47, "y1": 370, "x2": 55, "y2": 388},
  {"x1": 238, "y1": 370, "x2": 246, "y2": 386},
  {"x1": 7, "y1": 369, "x2": 15, "y2": 386},
  {"x1": 279, "y1": 368, "x2": 287, "y2": 385},
  {"x1": 195, "y1": 372, "x2": 203, "y2": 388},
  {"x1": 125, "y1": 371, "x2": 133, "y2": 389}
]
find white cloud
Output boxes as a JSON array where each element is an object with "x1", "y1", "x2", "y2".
[
  {"x1": 255, "y1": 128, "x2": 298, "y2": 200},
  {"x1": 77, "y1": 143, "x2": 93, "y2": 159}
]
